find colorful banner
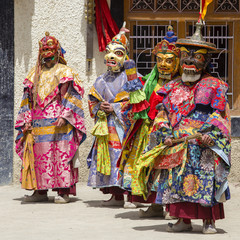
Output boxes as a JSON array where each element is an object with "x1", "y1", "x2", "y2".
[
  {"x1": 201, "y1": 0, "x2": 213, "y2": 20},
  {"x1": 94, "y1": 0, "x2": 119, "y2": 51}
]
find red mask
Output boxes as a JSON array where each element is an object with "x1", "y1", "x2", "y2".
[{"x1": 39, "y1": 32, "x2": 59, "y2": 59}]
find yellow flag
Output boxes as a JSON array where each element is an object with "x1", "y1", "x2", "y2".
[{"x1": 202, "y1": 0, "x2": 213, "y2": 20}]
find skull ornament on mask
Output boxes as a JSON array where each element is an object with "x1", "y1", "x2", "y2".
[{"x1": 39, "y1": 32, "x2": 59, "y2": 59}]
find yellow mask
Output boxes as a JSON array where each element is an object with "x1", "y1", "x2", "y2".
[
  {"x1": 156, "y1": 53, "x2": 179, "y2": 79},
  {"x1": 104, "y1": 43, "x2": 127, "y2": 72},
  {"x1": 152, "y1": 40, "x2": 180, "y2": 80}
]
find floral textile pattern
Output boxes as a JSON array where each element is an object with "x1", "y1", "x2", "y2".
[
  {"x1": 158, "y1": 76, "x2": 228, "y2": 127},
  {"x1": 200, "y1": 148, "x2": 214, "y2": 173},
  {"x1": 142, "y1": 97, "x2": 230, "y2": 206},
  {"x1": 183, "y1": 174, "x2": 200, "y2": 197},
  {"x1": 171, "y1": 85, "x2": 191, "y2": 106}
]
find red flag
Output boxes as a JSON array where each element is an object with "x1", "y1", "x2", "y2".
[{"x1": 94, "y1": 0, "x2": 119, "y2": 52}]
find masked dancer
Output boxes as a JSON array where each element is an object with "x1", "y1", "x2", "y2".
[
  {"x1": 119, "y1": 28, "x2": 180, "y2": 211},
  {"x1": 87, "y1": 24, "x2": 135, "y2": 206},
  {"x1": 132, "y1": 21, "x2": 231, "y2": 234},
  {"x1": 15, "y1": 32, "x2": 86, "y2": 203}
]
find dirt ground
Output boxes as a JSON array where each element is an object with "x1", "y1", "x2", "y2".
[{"x1": 0, "y1": 182, "x2": 239, "y2": 240}]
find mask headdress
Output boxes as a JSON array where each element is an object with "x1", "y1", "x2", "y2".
[
  {"x1": 33, "y1": 32, "x2": 67, "y2": 108},
  {"x1": 104, "y1": 22, "x2": 130, "y2": 72},
  {"x1": 176, "y1": 0, "x2": 215, "y2": 51},
  {"x1": 164, "y1": 25, "x2": 178, "y2": 43},
  {"x1": 176, "y1": 20, "x2": 216, "y2": 52},
  {"x1": 152, "y1": 39, "x2": 180, "y2": 79},
  {"x1": 38, "y1": 32, "x2": 67, "y2": 65},
  {"x1": 110, "y1": 21, "x2": 130, "y2": 56},
  {"x1": 152, "y1": 39, "x2": 180, "y2": 58},
  {"x1": 176, "y1": 20, "x2": 216, "y2": 82}
]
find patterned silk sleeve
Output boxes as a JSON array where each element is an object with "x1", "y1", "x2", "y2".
[
  {"x1": 111, "y1": 102, "x2": 127, "y2": 127},
  {"x1": 60, "y1": 76, "x2": 86, "y2": 143},
  {"x1": 15, "y1": 80, "x2": 33, "y2": 140},
  {"x1": 146, "y1": 108, "x2": 173, "y2": 151},
  {"x1": 200, "y1": 103, "x2": 231, "y2": 158},
  {"x1": 88, "y1": 96, "x2": 101, "y2": 119},
  {"x1": 121, "y1": 101, "x2": 135, "y2": 132},
  {"x1": 199, "y1": 103, "x2": 231, "y2": 202}
]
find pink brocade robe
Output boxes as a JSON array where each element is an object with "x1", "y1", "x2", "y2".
[{"x1": 15, "y1": 63, "x2": 86, "y2": 190}]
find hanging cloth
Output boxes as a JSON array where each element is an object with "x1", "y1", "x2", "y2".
[
  {"x1": 91, "y1": 110, "x2": 111, "y2": 175},
  {"x1": 94, "y1": 0, "x2": 119, "y2": 51},
  {"x1": 21, "y1": 131, "x2": 37, "y2": 190}
]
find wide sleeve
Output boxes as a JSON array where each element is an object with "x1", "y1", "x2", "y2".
[
  {"x1": 88, "y1": 85, "x2": 103, "y2": 119},
  {"x1": 123, "y1": 60, "x2": 150, "y2": 120},
  {"x1": 111, "y1": 91, "x2": 130, "y2": 128},
  {"x1": 59, "y1": 73, "x2": 86, "y2": 144},
  {"x1": 15, "y1": 79, "x2": 33, "y2": 139},
  {"x1": 146, "y1": 108, "x2": 173, "y2": 152},
  {"x1": 200, "y1": 103, "x2": 231, "y2": 161},
  {"x1": 199, "y1": 102, "x2": 231, "y2": 202},
  {"x1": 15, "y1": 78, "x2": 34, "y2": 160}
]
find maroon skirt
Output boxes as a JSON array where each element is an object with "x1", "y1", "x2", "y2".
[
  {"x1": 130, "y1": 191, "x2": 156, "y2": 203},
  {"x1": 167, "y1": 202, "x2": 225, "y2": 221}
]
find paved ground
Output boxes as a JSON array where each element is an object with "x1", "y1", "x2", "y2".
[{"x1": 0, "y1": 182, "x2": 240, "y2": 240}]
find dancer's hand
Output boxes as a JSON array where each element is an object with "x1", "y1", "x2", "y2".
[
  {"x1": 23, "y1": 122, "x2": 32, "y2": 132},
  {"x1": 164, "y1": 138, "x2": 173, "y2": 146},
  {"x1": 100, "y1": 101, "x2": 114, "y2": 113},
  {"x1": 201, "y1": 134, "x2": 214, "y2": 146},
  {"x1": 52, "y1": 117, "x2": 66, "y2": 127}
]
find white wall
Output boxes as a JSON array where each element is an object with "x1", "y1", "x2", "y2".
[{"x1": 14, "y1": 0, "x2": 107, "y2": 182}]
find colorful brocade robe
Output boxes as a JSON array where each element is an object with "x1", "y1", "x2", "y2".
[
  {"x1": 132, "y1": 75, "x2": 231, "y2": 207},
  {"x1": 118, "y1": 65, "x2": 175, "y2": 191},
  {"x1": 15, "y1": 63, "x2": 86, "y2": 190},
  {"x1": 87, "y1": 70, "x2": 129, "y2": 188}
]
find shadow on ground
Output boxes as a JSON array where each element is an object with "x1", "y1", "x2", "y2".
[
  {"x1": 83, "y1": 200, "x2": 124, "y2": 209},
  {"x1": 133, "y1": 223, "x2": 227, "y2": 234},
  {"x1": 115, "y1": 210, "x2": 165, "y2": 220},
  {"x1": 13, "y1": 196, "x2": 82, "y2": 204}
]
